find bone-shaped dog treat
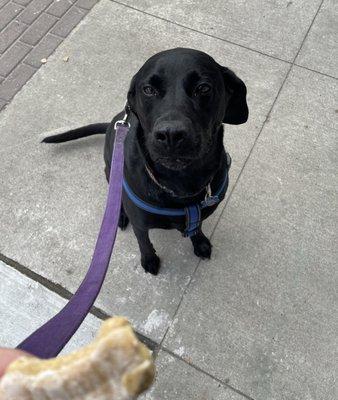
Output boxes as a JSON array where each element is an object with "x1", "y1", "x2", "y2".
[{"x1": 0, "y1": 317, "x2": 155, "y2": 399}]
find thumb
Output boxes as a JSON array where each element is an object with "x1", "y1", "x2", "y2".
[{"x1": 0, "y1": 348, "x2": 31, "y2": 378}]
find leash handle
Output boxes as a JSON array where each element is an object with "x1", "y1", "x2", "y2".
[{"x1": 17, "y1": 122, "x2": 129, "y2": 359}]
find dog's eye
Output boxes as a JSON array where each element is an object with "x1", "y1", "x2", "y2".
[
  {"x1": 143, "y1": 85, "x2": 157, "y2": 96},
  {"x1": 194, "y1": 83, "x2": 212, "y2": 96}
]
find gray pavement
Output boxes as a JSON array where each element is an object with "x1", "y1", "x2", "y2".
[
  {"x1": 0, "y1": 0, "x2": 98, "y2": 110},
  {"x1": 0, "y1": 260, "x2": 101, "y2": 353},
  {"x1": 0, "y1": 0, "x2": 337, "y2": 399}
]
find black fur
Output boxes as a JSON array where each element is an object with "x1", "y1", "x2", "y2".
[
  {"x1": 42, "y1": 123, "x2": 109, "y2": 143},
  {"x1": 43, "y1": 48, "x2": 248, "y2": 275}
]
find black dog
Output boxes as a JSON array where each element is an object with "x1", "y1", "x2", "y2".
[{"x1": 43, "y1": 48, "x2": 248, "y2": 275}]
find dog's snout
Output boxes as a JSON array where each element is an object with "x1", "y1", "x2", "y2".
[{"x1": 154, "y1": 126, "x2": 187, "y2": 148}]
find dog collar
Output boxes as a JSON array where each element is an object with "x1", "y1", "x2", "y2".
[
  {"x1": 123, "y1": 158, "x2": 230, "y2": 237},
  {"x1": 144, "y1": 163, "x2": 214, "y2": 198}
]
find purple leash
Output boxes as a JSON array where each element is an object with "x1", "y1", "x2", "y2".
[{"x1": 17, "y1": 114, "x2": 130, "y2": 359}]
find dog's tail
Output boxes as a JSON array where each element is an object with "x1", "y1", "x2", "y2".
[{"x1": 42, "y1": 123, "x2": 109, "y2": 143}]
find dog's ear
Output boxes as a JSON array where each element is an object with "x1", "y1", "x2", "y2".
[
  {"x1": 220, "y1": 67, "x2": 248, "y2": 125},
  {"x1": 127, "y1": 74, "x2": 137, "y2": 112}
]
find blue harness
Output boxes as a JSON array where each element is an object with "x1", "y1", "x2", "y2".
[{"x1": 123, "y1": 158, "x2": 230, "y2": 237}]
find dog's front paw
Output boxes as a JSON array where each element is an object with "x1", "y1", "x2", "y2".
[
  {"x1": 141, "y1": 254, "x2": 160, "y2": 275},
  {"x1": 191, "y1": 234, "x2": 212, "y2": 259}
]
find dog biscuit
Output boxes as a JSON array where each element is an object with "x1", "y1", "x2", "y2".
[{"x1": 0, "y1": 317, "x2": 155, "y2": 400}]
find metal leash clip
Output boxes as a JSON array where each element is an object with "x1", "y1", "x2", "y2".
[{"x1": 114, "y1": 102, "x2": 131, "y2": 129}]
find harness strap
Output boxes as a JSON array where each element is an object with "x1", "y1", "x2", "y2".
[
  {"x1": 123, "y1": 157, "x2": 230, "y2": 238},
  {"x1": 17, "y1": 121, "x2": 129, "y2": 359},
  {"x1": 123, "y1": 179, "x2": 186, "y2": 216},
  {"x1": 184, "y1": 205, "x2": 201, "y2": 237}
]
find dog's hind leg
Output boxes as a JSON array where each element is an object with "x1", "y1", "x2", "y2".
[
  {"x1": 190, "y1": 229, "x2": 212, "y2": 259},
  {"x1": 118, "y1": 205, "x2": 129, "y2": 230},
  {"x1": 132, "y1": 227, "x2": 160, "y2": 275}
]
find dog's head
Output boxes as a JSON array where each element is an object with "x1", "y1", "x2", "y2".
[{"x1": 128, "y1": 48, "x2": 248, "y2": 170}]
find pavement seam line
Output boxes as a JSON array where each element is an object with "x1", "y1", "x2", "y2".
[
  {"x1": 0, "y1": 29, "x2": 31, "y2": 66},
  {"x1": 107, "y1": 0, "x2": 337, "y2": 81},
  {"x1": 1, "y1": 38, "x2": 35, "y2": 75},
  {"x1": 0, "y1": 1, "x2": 25, "y2": 32},
  {"x1": 162, "y1": 347, "x2": 256, "y2": 400},
  {"x1": 158, "y1": 49, "x2": 294, "y2": 353},
  {"x1": 158, "y1": 0, "x2": 326, "y2": 378},
  {"x1": 0, "y1": 0, "x2": 10, "y2": 10},
  {"x1": 291, "y1": 0, "x2": 325, "y2": 64},
  {"x1": 293, "y1": 63, "x2": 338, "y2": 81},
  {"x1": 108, "y1": 0, "x2": 292, "y2": 65},
  {"x1": 208, "y1": 1, "x2": 326, "y2": 239},
  {"x1": 0, "y1": 252, "x2": 159, "y2": 351},
  {"x1": 19, "y1": 14, "x2": 61, "y2": 48}
]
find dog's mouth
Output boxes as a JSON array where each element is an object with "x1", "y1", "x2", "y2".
[
  {"x1": 153, "y1": 141, "x2": 212, "y2": 170},
  {"x1": 155, "y1": 156, "x2": 193, "y2": 170}
]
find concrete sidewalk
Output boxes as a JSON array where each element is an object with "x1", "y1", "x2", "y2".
[
  {"x1": 0, "y1": 0, "x2": 337, "y2": 399},
  {"x1": 0, "y1": 0, "x2": 98, "y2": 110}
]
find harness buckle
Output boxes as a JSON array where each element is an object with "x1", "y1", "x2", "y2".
[
  {"x1": 201, "y1": 195, "x2": 219, "y2": 208},
  {"x1": 200, "y1": 184, "x2": 219, "y2": 207}
]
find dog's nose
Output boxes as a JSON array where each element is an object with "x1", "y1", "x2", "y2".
[{"x1": 154, "y1": 128, "x2": 187, "y2": 148}]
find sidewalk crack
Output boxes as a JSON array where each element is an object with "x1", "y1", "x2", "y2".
[
  {"x1": 162, "y1": 347, "x2": 256, "y2": 400},
  {"x1": 0, "y1": 252, "x2": 159, "y2": 351}
]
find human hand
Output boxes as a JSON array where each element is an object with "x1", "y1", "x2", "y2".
[{"x1": 0, "y1": 348, "x2": 29, "y2": 378}]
